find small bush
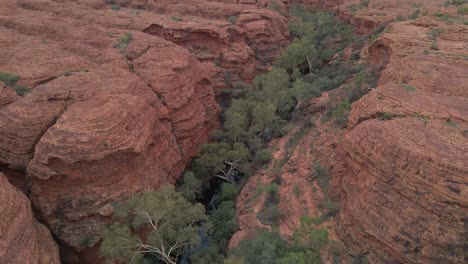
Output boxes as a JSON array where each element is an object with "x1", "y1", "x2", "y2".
[
  {"x1": 323, "y1": 199, "x2": 339, "y2": 216},
  {"x1": 265, "y1": 183, "x2": 280, "y2": 205},
  {"x1": 380, "y1": 112, "x2": 394, "y2": 120},
  {"x1": 170, "y1": 16, "x2": 183, "y2": 22},
  {"x1": 257, "y1": 204, "x2": 280, "y2": 225},
  {"x1": 401, "y1": 83, "x2": 416, "y2": 91},
  {"x1": 331, "y1": 99, "x2": 351, "y2": 127},
  {"x1": 227, "y1": 16, "x2": 238, "y2": 24},
  {"x1": 114, "y1": 33, "x2": 133, "y2": 51},
  {"x1": 0, "y1": 72, "x2": 20, "y2": 85},
  {"x1": 63, "y1": 71, "x2": 73, "y2": 76},
  {"x1": 111, "y1": 4, "x2": 120, "y2": 11},
  {"x1": 423, "y1": 49, "x2": 429, "y2": 55},
  {"x1": 213, "y1": 52, "x2": 224, "y2": 67},
  {"x1": 12, "y1": 85, "x2": 31, "y2": 97},
  {"x1": 270, "y1": 166, "x2": 283, "y2": 184},
  {"x1": 409, "y1": 10, "x2": 420, "y2": 19},
  {"x1": 293, "y1": 184, "x2": 301, "y2": 197},
  {"x1": 360, "y1": 0, "x2": 370, "y2": 7},
  {"x1": 313, "y1": 162, "x2": 330, "y2": 193},
  {"x1": 256, "y1": 149, "x2": 273, "y2": 165},
  {"x1": 458, "y1": 6, "x2": 468, "y2": 15}
]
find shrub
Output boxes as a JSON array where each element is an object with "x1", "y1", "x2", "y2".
[
  {"x1": 270, "y1": 166, "x2": 283, "y2": 184},
  {"x1": 401, "y1": 83, "x2": 416, "y2": 91},
  {"x1": 265, "y1": 183, "x2": 280, "y2": 205},
  {"x1": 257, "y1": 204, "x2": 280, "y2": 225},
  {"x1": 229, "y1": 231, "x2": 288, "y2": 264},
  {"x1": 380, "y1": 112, "x2": 394, "y2": 120},
  {"x1": 331, "y1": 99, "x2": 351, "y2": 127},
  {"x1": 170, "y1": 16, "x2": 183, "y2": 21},
  {"x1": 0, "y1": 72, "x2": 20, "y2": 85},
  {"x1": 219, "y1": 183, "x2": 240, "y2": 202},
  {"x1": 227, "y1": 16, "x2": 238, "y2": 24},
  {"x1": 409, "y1": 10, "x2": 420, "y2": 19},
  {"x1": 12, "y1": 85, "x2": 31, "y2": 97},
  {"x1": 360, "y1": 0, "x2": 370, "y2": 7},
  {"x1": 210, "y1": 201, "x2": 239, "y2": 245},
  {"x1": 313, "y1": 162, "x2": 330, "y2": 193},
  {"x1": 323, "y1": 199, "x2": 339, "y2": 216},
  {"x1": 114, "y1": 32, "x2": 133, "y2": 51},
  {"x1": 256, "y1": 148, "x2": 273, "y2": 165},
  {"x1": 213, "y1": 52, "x2": 224, "y2": 67},
  {"x1": 458, "y1": 6, "x2": 468, "y2": 15}
]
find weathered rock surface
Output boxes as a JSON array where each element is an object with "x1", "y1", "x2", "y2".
[
  {"x1": 0, "y1": 172, "x2": 60, "y2": 264},
  {"x1": 231, "y1": 3, "x2": 467, "y2": 264},
  {"x1": 0, "y1": 0, "x2": 290, "y2": 259},
  {"x1": 336, "y1": 16, "x2": 468, "y2": 264},
  {"x1": 138, "y1": 0, "x2": 290, "y2": 88}
]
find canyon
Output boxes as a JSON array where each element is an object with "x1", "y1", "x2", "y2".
[{"x1": 0, "y1": 0, "x2": 467, "y2": 264}]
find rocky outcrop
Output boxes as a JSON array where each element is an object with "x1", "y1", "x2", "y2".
[
  {"x1": 0, "y1": 172, "x2": 60, "y2": 264},
  {"x1": 0, "y1": 0, "x2": 291, "y2": 258},
  {"x1": 0, "y1": 83, "x2": 18, "y2": 109},
  {"x1": 336, "y1": 17, "x2": 468, "y2": 264},
  {"x1": 138, "y1": 1, "x2": 289, "y2": 88}
]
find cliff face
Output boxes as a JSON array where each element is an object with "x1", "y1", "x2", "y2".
[
  {"x1": 135, "y1": 0, "x2": 290, "y2": 88},
  {"x1": 231, "y1": 1, "x2": 467, "y2": 264},
  {"x1": 337, "y1": 16, "x2": 467, "y2": 263},
  {"x1": 0, "y1": 172, "x2": 60, "y2": 264},
  {"x1": 0, "y1": 0, "x2": 289, "y2": 257}
]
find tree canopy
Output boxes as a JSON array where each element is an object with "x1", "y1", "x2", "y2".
[{"x1": 100, "y1": 185, "x2": 209, "y2": 264}]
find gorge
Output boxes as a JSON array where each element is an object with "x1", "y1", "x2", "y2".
[{"x1": 0, "y1": 0, "x2": 466, "y2": 264}]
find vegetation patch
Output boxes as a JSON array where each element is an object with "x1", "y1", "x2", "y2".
[
  {"x1": 114, "y1": 32, "x2": 133, "y2": 51},
  {"x1": 401, "y1": 83, "x2": 416, "y2": 91},
  {"x1": 0, "y1": 71, "x2": 31, "y2": 97},
  {"x1": 0, "y1": 72, "x2": 20, "y2": 86}
]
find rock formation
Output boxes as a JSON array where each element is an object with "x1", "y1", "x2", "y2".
[
  {"x1": 0, "y1": 172, "x2": 60, "y2": 264},
  {"x1": 0, "y1": 0, "x2": 289, "y2": 258},
  {"x1": 230, "y1": 2, "x2": 467, "y2": 264},
  {"x1": 337, "y1": 16, "x2": 468, "y2": 263}
]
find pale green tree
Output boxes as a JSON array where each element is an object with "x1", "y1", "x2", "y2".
[{"x1": 100, "y1": 185, "x2": 208, "y2": 264}]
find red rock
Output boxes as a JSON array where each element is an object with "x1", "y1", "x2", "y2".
[
  {"x1": 0, "y1": 83, "x2": 18, "y2": 109},
  {"x1": 336, "y1": 17, "x2": 468, "y2": 264},
  {"x1": 0, "y1": 172, "x2": 60, "y2": 264},
  {"x1": 0, "y1": 0, "x2": 222, "y2": 254}
]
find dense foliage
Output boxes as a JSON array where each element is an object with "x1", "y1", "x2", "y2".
[
  {"x1": 101, "y1": 5, "x2": 379, "y2": 263},
  {"x1": 100, "y1": 185, "x2": 208, "y2": 264}
]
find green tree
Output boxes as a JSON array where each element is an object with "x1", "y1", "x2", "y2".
[
  {"x1": 100, "y1": 185, "x2": 209, "y2": 264},
  {"x1": 229, "y1": 231, "x2": 288, "y2": 264},
  {"x1": 277, "y1": 39, "x2": 318, "y2": 71},
  {"x1": 196, "y1": 142, "x2": 251, "y2": 182},
  {"x1": 224, "y1": 110, "x2": 248, "y2": 144},
  {"x1": 254, "y1": 68, "x2": 289, "y2": 105},
  {"x1": 219, "y1": 183, "x2": 240, "y2": 202},
  {"x1": 250, "y1": 102, "x2": 278, "y2": 135},
  {"x1": 210, "y1": 201, "x2": 239, "y2": 246},
  {"x1": 291, "y1": 80, "x2": 321, "y2": 101},
  {"x1": 178, "y1": 171, "x2": 202, "y2": 202}
]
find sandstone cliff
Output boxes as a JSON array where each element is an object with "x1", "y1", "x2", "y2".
[
  {"x1": 0, "y1": 172, "x2": 60, "y2": 264},
  {"x1": 231, "y1": 2, "x2": 467, "y2": 264},
  {"x1": 0, "y1": 0, "x2": 290, "y2": 259},
  {"x1": 337, "y1": 15, "x2": 468, "y2": 263}
]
